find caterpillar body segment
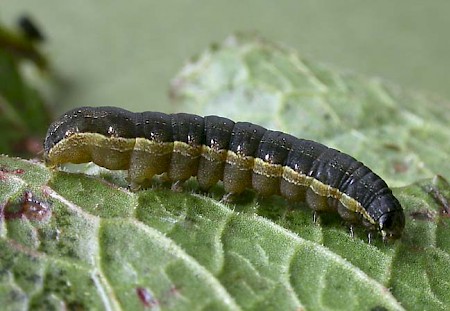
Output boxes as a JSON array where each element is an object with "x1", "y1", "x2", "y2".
[{"x1": 44, "y1": 106, "x2": 405, "y2": 241}]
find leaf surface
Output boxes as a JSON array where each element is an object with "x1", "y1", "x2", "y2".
[{"x1": 1, "y1": 35, "x2": 450, "y2": 310}]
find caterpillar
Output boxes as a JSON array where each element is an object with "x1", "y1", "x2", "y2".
[{"x1": 44, "y1": 106, "x2": 405, "y2": 241}]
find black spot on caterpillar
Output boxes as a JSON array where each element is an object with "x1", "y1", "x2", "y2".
[{"x1": 44, "y1": 106, "x2": 405, "y2": 241}]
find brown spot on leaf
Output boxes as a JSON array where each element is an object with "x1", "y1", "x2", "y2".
[
  {"x1": 136, "y1": 287, "x2": 158, "y2": 308},
  {"x1": 4, "y1": 190, "x2": 51, "y2": 221},
  {"x1": 392, "y1": 161, "x2": 409, "y2": 173},
  {"x1": 0, "y1": 166, "x2": 25, "y2": 175},
  {"x1": 383, "y1": 143, "x2": 401, "y2": 152},
  {"x1": 410, "y1": 209, "x2": 435, "y2": 221},
  {"x1": 22, "y1": 191, "x2": 52, "y2": 221},
  {"x1": 424, "y1": 175, "x2": 450, "y2": 217}
]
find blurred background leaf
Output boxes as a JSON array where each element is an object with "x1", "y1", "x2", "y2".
[
  {"x1": 0, "y1": 18, "x2": 50, "y2": 156},
  {"x1": 2, "y1": 1, "x2": 450, "y2": 115}
]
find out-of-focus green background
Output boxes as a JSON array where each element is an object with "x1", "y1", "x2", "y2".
[{"x1": 2, "y1": 1, "x2": 450, "y2": 115}]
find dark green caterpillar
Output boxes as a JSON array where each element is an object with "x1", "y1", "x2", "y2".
[{"x1": 44, "y1": 106, "x2": 405, "y2": 241}]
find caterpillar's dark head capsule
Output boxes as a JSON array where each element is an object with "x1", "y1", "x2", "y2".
[
  {"x1": 379, "y1": 210, "x2": 405, "y2": 241},
  {"x1": 377, "y1": 202, "x2": 405, "y2": 242}
]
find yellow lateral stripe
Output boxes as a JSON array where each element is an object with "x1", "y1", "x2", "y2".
[
  {"x1": 173, "y1": 141, "x2": 202, "y2": 157},
  {"x1": 201, "y1": 145, "x2": 228, "y2": 162},
  {"x1": 134, "y1": 137, "x2": 173, "y2": 155},
  {"x1": 50, "y1": 135, "x2": 375, "y2": 224},
  {"x1": 224, "y1": 150, "x2": 254, "y2": 169},
  {"x1": 48, "y1": 133, "x2": 135, "y2": 157},
  {"x1": 253, "y1": 158, "x2": 283, "y2": 178},
  {"x1": 282, "y1": 166, "x2": 374, "y2": 223}
]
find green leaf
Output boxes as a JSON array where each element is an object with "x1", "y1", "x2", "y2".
[
  {"x1": 1, "y1": 154, "x2": 450, "y2": 311},
  {"x1": 1, "y1": 35, "x2": 450, "y2": 310}
]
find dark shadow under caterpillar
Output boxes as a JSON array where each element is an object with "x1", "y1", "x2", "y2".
[{"x1": 44, "y1": 106, "x2": 405, "y2": 241}]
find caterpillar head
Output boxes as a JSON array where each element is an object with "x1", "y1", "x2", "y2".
[{"x1": 378, "y1": 209, "x2": 405, "y2": 242}]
